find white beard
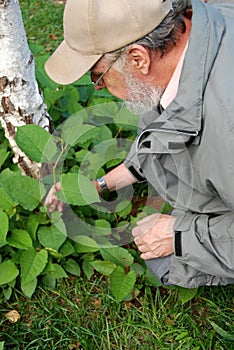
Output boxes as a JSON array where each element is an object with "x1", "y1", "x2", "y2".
[{"x1": 124, "y1": 72, "x2": 164, "y2": 115}]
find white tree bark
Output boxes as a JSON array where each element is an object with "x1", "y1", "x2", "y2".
[{"x1": 0, "y1": 0, "x2": 53, "y2": 179}]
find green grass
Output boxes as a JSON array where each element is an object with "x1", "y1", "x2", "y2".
[
  {"x1": 19, "y1": 0, "x2": 64, "y2": 54},
  {"x1": 0, "y1": 276, "x2": 233, "y2": 349}
]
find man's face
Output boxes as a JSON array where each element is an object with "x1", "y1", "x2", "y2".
[{"x1": 91, "y1": 57, "x2": 164, "y2": 114}]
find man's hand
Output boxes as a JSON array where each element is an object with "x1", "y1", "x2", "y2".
[
  {"x1": 132, "y1": 213, "x2": 176, "y2": 260},
  {"x1": 44, "y1": 182, "x2": 64, "y2": 213}
]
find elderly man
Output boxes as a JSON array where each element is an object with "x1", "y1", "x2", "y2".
[{"x1": 45, "y1": 0, "x2": 234, "y2": 287}]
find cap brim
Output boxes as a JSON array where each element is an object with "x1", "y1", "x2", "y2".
[{"x1": 45, "y1": 40, "x2": 102, "y2": 85}]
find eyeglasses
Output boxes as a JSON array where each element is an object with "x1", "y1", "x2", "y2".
[{"x1": 91, "y1": 55, "x2": 120, "y2": 87}]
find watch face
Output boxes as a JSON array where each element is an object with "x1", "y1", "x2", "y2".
[{"x1": 97, "y1": 178, "x2": 108, "y2": 191}]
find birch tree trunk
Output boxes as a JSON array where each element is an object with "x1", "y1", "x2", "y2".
[{"x1": 0, "y1": 0, "x2": 53, "y2": 179}]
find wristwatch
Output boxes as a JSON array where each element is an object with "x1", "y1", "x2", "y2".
[{"x1": 96, "y1": 177, "x2": 108, "y2": 193}]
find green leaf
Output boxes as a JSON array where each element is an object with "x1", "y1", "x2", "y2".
[
  {"x1": 7, "y1": 229, "x2": 33, "y2": 250},
  {"x1": 82, "y1": 260, "x2": 94, "y2": 280},
  {"x1": 38, "y1": 224, "x2": 66, "y2": 251},
  {"x1": 144, "y1": 269, "x2": 161, "y2": 287},
  {"x1": 29, "y1": 42, "x2": 44, "y2": 55},
  {"x1": 0, "y1": 341, "x2": 5, "y2": 350},
  {"x1": 114, "y1": 107, "x2": 139, "y2": 131},
  {"x1": 60, "y1": 172, "x2": 100, "y2": 206},
  {"x1": 115, "y1": 200, "x2": 132, "y2": 217},
  {"x1": 0, "y1": 260, "x2": 19, "y2": 285},
  {"x1": 0, "y1": 209, "x2": 9, "y2": 246},
  {"x1": 20, "y1": 249, "x2": 48, "y2": 284},
  {"x1": 3, "y1": 287, "x2": 12, "y2": 301},
  {"x1": 101, "y1": 247, "x2": 134, "y2": 268},
  {"x1": 0, "y1": 148, "x2": 9, "y2": 168},
  {"x1": 110, "y1": 266, "x2": 136, "y2": 302},
  {"x1": 47, "y1": 264, "x2": 68, "y2": 279},
  {"x1": 59, "y1": 240, "x2": 75, "y2": 257},
  {"x1": 15, "y1": 125, "x2": 58, "y2": 163},
  {"x1": 90, "y1": 100, "x2": 119, "y2": 117},
  {"x1": 27, "y1": 213, "x2": 49, "y2": 241},
  {"x1": 35, "y1": 55, "x2": 60, "y2": 89},
  {"x1": 0, "y1": 170, "x2": 46, "y2": 211},
  {"x1": 74, "y1": 73, "x2": 92, "y2": 86},
  {"x1": 63, "y1": 258, "x2": 81, "y2": 277},
  {"x1": 62, "y1": 121, "x2": 97, "y2": 146},
  {"x1": 0, "y1": 186, "x2": 16, "y2": 212},
  {"x1": 176, "y1": 286, "x2": 198, "y2": 304},
  {"x1": 94, "y1": 219, "x2": 111, "y2": 236},
  {"x1": 91, "y1": 260, "x2": 116, "y2": 276},
  {"x1": 131, "y1": 263, "x2": 145, "y2": 276},
  {"x1": 74, "y1": 236, "x2": 100, "y2": 253},
  {"x1": 21, "y1": 278, "x2": 37, "y2": 298}
]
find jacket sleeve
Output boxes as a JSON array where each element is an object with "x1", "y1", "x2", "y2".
[
  {"x1": 172, "y1": 210, "x2": 234, "y2": 279},
  {"x1": 124, "y1": 139, "x2": 146, "y2": 182}
]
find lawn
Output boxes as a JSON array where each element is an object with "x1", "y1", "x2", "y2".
[
  {"x1": 0, "y1": 1, "x2": 233, "y2": 349},
  {"x1": 1, "y1": 276, "x2": 234, "y2": 349}
]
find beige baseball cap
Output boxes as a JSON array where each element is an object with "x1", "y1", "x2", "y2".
[{"x1": 45, "y1": 0, "x2": 172, "y2": 85}]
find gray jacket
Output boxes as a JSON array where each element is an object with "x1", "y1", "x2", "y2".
[{"x1": 125, "y1": 0, "x2": 234, "y2": 287}]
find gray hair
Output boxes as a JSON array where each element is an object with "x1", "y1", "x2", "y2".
[{"x1": 105, "y1": 0, "x2": 190, "y2": 68}]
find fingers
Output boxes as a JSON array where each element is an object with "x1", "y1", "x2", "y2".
[
  {"x1": 136, "y1": 213, "x2": 160, "y2": 226},
  {"x1": 132, "y1": 214, "x2": 175, "y2": 259},
  {"x1": 44, "y1": 182, "x2": 64, "y2": 213}
]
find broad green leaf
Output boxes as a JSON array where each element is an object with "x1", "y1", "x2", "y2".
[
  {"x1": 74, "y1": 236, "x2": 100, "y2": 253},
  {"x1": 20, "y1": 249, "x2": 48, "y2": 284},
  {"x1": 0, "y1": 341, "x2": 5, "y2": 350},
  {"x1": 91, "y1": 260, "x2": 116, "y2": 276},
  {"x1": 110, "y1": 266, "x2": 136, "y2": 302},
  {"x1": 63, "y1": 258, "x2": 80, "y2": 277},
  {"x1": 0, "y1": 186, "x2": 16, "y2": 213},
  {"x1": 7, "y1": 229, "x2": 33, "y2": 250},
  {"x1": 0, "y1": 170, "x2": 46, "y2": 211},
  {"x1": 27, "y1": 213, "x2": 49, "y2": 241},
  {"x1": 15, "y1": 124, "x2": 58, "y2": 163},
  {"x1": 21, "y1": 278, "x2": 37, "y2": 298},
  {"x1": 0, "y1": 148, "x2": 9, "y2": 168},
  {"x1": 92, "y1": 125, "x2": 112, "y2": 145},
  {"x1": 38, "y1": 224, "x2": 66, "y2": 251},
  {"x1": 29, "y1": 42, "x2": 44, "y2": 55},
  {"x1": 144, "y1": 269, "x2": 162, "y2": 287},
  {"x1": 47, "y1": 264, "x2": 68, "y2": 279},
  {"x1": 59, "y1": 240, "x2": 75, "y2": 257},
  {"x1": 101, "y1": 247, "x2": 134, "y2": 267},
  {"x1": 75, "y1": 149, "x2": 89, "y2": 162},
  {"x1": 114, "y1": 107, "x2": 139, "y2": 131},
  {"x1": 0, "y1": 209, "x2": 9, "y2": 245},
  {"x1": 62, "y1": 122, "x2": 97, "y2": 146},
  {"x1": 35, "y1": 55, "x2": 60, "y2": 89},
  {"x1": 43, "y1": 259, "x2": 57, "y2": 275},
  {"x1": 82, "y1": 260, "x2": 94, "y2": 280},
  {"x1": 41, "y1": 275, "x2": 56, "y2": 288},
  {"x1": 75, "y1": 73, "x2": 92, "y2": 85},
  {"x1": 44, "y1": 86, "x2": 67, "y2": 108},
  {"x1": 176, "y1": 286, "x2": 198, "y2": 304},
  {"x1": 94, "y1": 219, "x2": 111, "y2": 236},
  {"x1": 0, "y1": 260, "x2": 19, "y2": 285},
  {"x1": 131, "y1": 263, "x2": 145, "y2": 276},
  {"x1": 90, "y1": 100, "x2": 119, "y2": 117},
  {"x1": 3, "y1": 287, "x2": 12, "y2": 301},
  {"x1": 60, "y1": 172, "x2": 100, "y2": 206},
  {"x1": 115, "y1": 201, "x2": 132, "y2": 217}
]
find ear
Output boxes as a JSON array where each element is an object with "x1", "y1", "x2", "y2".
[{"x1": 126, "y1": 45, "x2": 151, "y2": 75}]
